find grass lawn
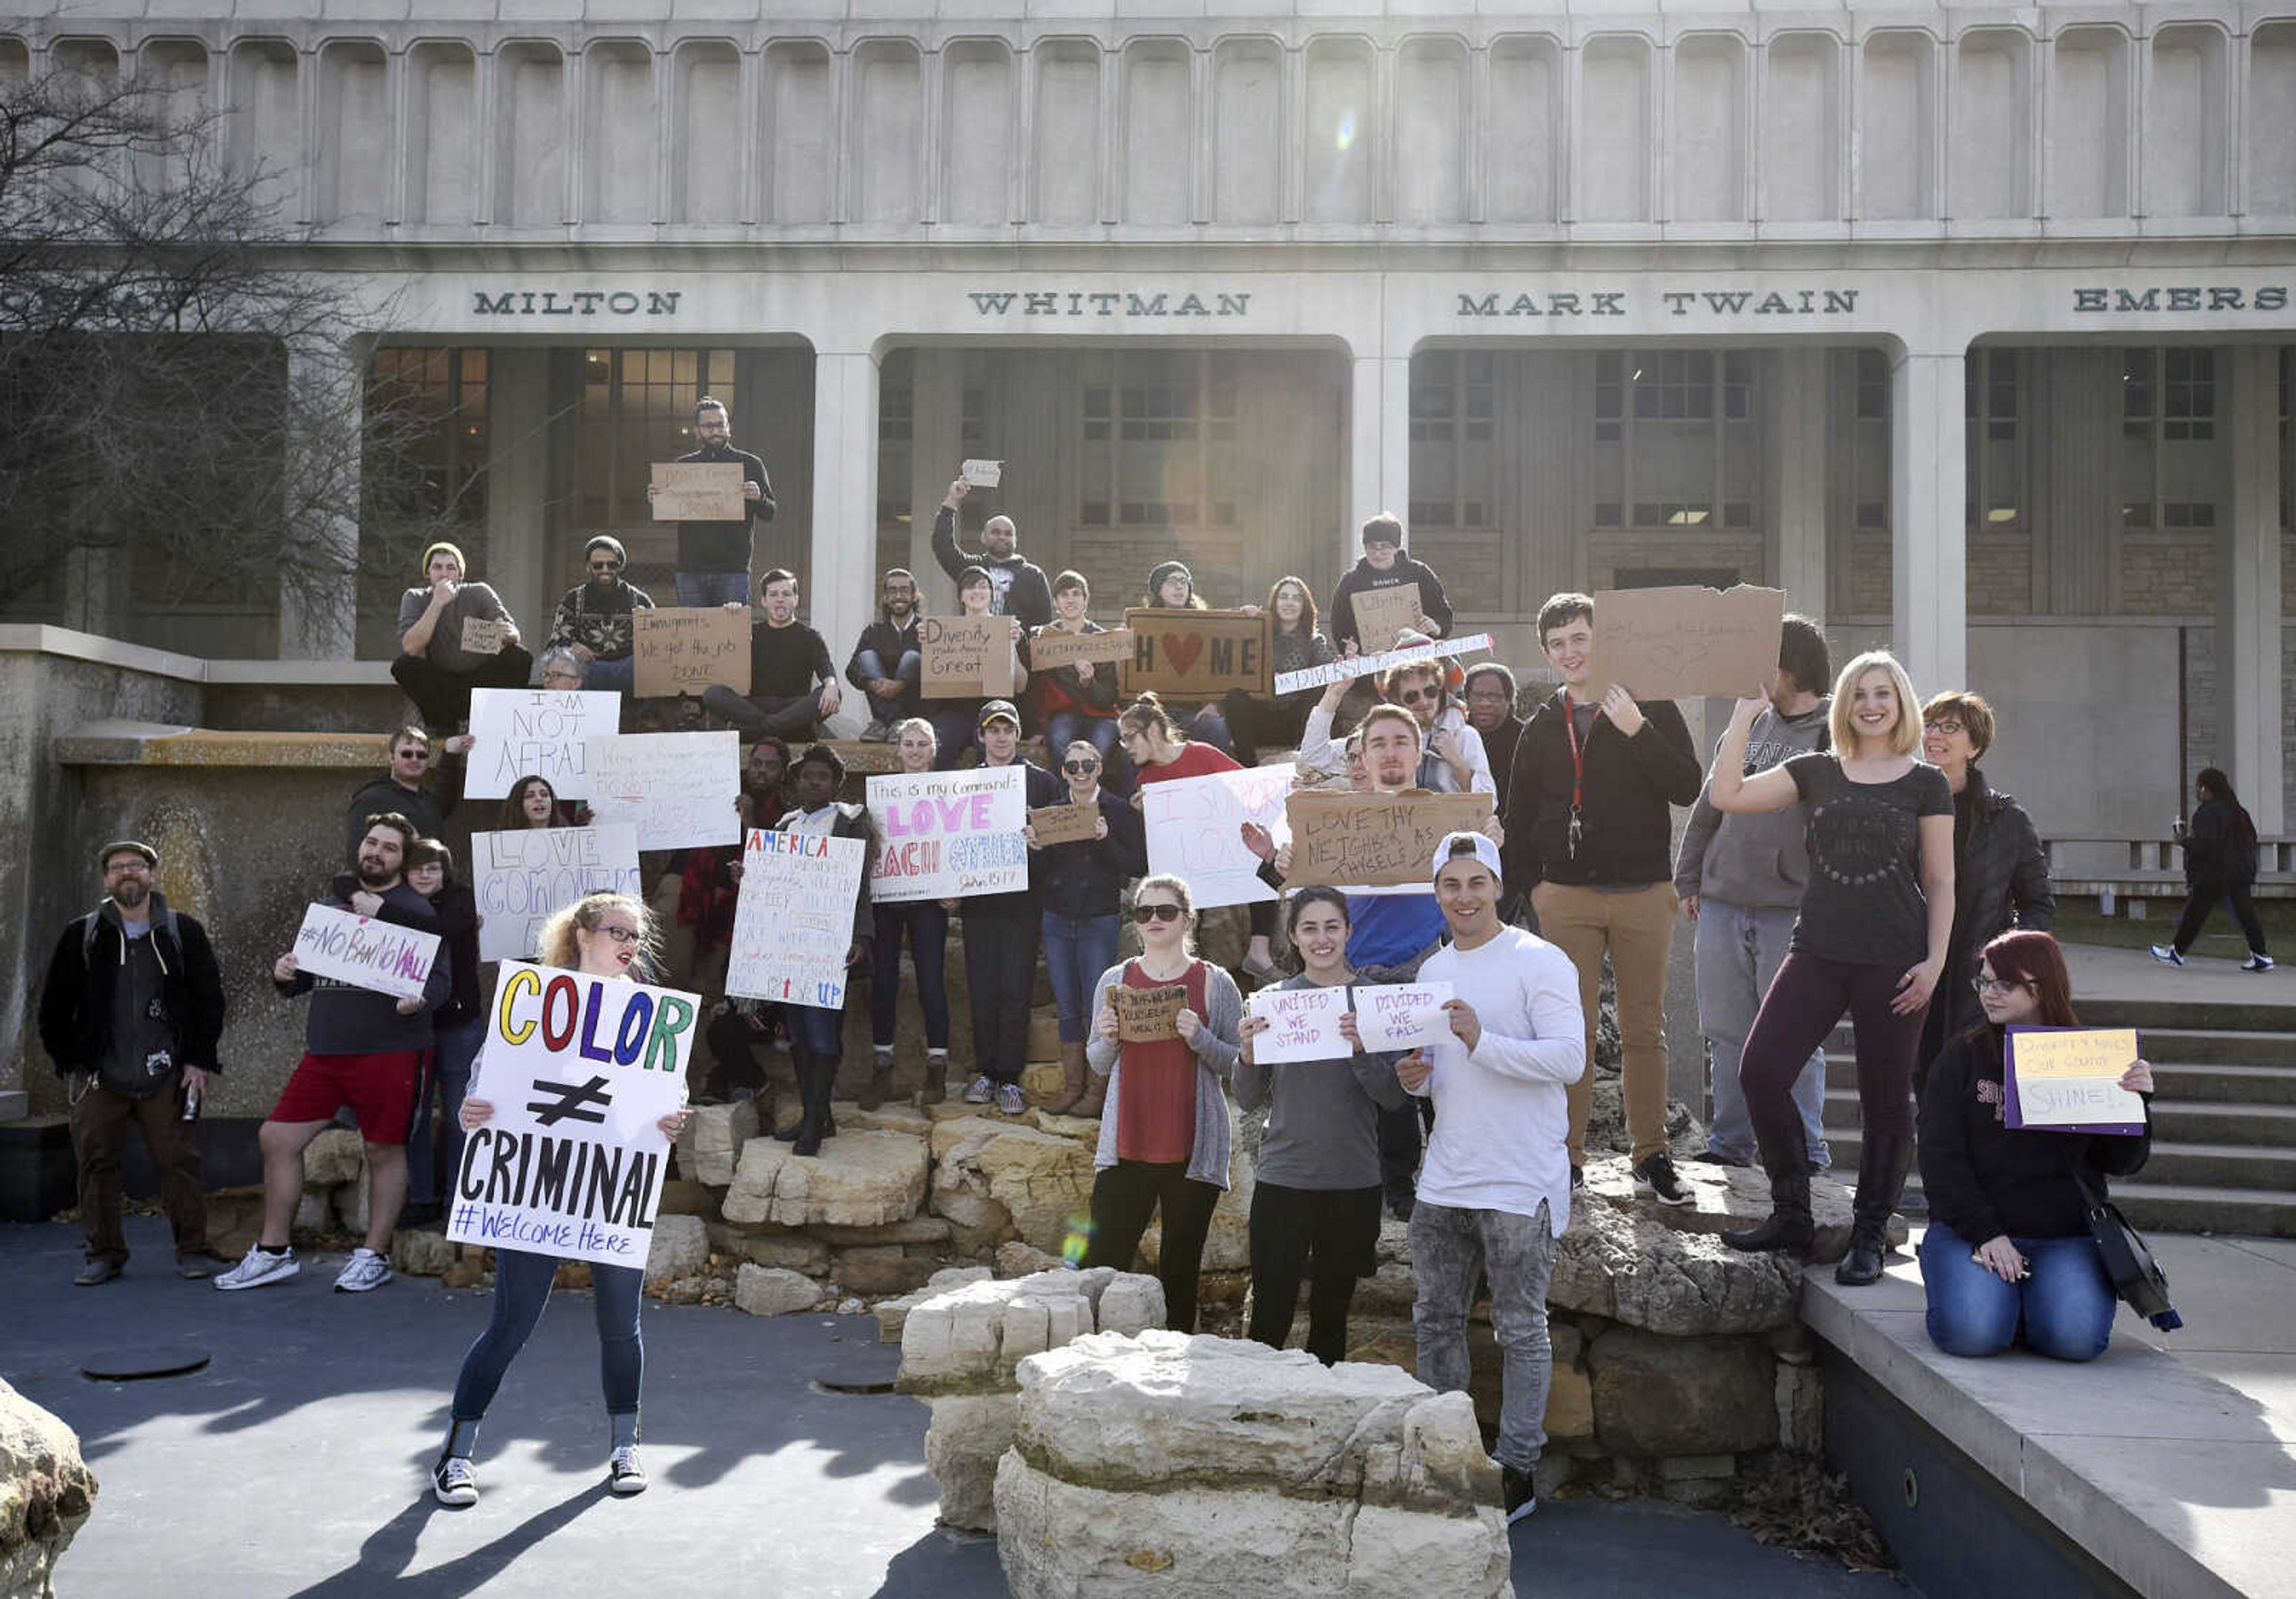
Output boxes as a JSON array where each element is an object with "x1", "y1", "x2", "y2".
[{"x1": 2051, "y1": 893, "x2": 2292, "y2": 957}]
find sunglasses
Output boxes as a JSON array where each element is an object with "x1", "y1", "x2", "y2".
[
  {"x1": 1062, "y1": 759, "x2": 1100, "y2": 774},
  {"x1": 1399, "y1": 685, "x2": 1442, "y2": 704},
  {"x1": 1132, "y1": 903, "x2": 1183, "y2": 924},
  {"x1": 589, "y1": 559, "x2": 624, "y2": 573}
]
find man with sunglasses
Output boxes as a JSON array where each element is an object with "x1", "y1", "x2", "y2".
[
  {"x1": 1024, "y1": 737, "x2": 1147, "y2": 1116},
  {"x1": 649, "y1": 396, "x2": 774, "y2": 609},
  {"x1": 546, "y1": 535, "x2": 657, "y2": 696},
  {"x1": 1382, "y1": 654, "x2": 1493, "y2": 795},
  {"x1": 343, "y1": 724, "x2": 451, "y2": 869}
]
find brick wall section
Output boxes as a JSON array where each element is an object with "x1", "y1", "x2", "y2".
[
  {"x1": 1967, "y1": 537, "x2": 2032, "y2": 615},
  {"x1": 2120, "y1": 536, "x2": 2213, "y2": 615}
]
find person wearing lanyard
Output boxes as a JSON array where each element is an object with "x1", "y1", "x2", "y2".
[{"x1": 1503, "y1": 593, "x2": 1703, "y2": 1202}]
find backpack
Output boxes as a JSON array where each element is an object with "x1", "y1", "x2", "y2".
[{"x1": 80, "y1": 905, "x2": 180, "y2": 966}]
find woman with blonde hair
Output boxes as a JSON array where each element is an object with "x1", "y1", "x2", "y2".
[
  {"x1": 1704, "y1": 650, "x2": 1955, "y2": 1283},
  {"x1": 432, "y1": 892, "x2": 691, "y2": 1508}
]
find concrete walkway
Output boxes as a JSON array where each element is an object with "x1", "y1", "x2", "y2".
[
  {"x1": 2, "y1": 1217, "x2": 1914, "y2": 1599},
  {"x1": 2063, "y1": 941, "x2": 2290, "y2": 1015}
]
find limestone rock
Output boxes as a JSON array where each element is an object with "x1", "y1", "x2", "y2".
[
  {"x1": 1545, "y1": 1362, "x2": 1596, "y2": 1441},
  {"x1": 656, "y1": 1179, "x2": 719, "y2": 1220},
  {"x1": 1019, "y1": 1060, "x2": 1066, "y2": 1104},
  {"x1": 0, "y1": 1377, "x2": 98, "y2": 1599},
  {"x1": 813, "y1": 1215, "x2": 951, "y2": 1247},
  {"x1": 644, "y1": 1213, "x2": 710, "y2": 1287},
  {"x1": 722, "y1": 1128, "x2": 929, "y2": 1228},
  {"x1": 836, "y1": 1245, "x2": 937, "y2": 1298},
  {"x1": 390, "y1": 1229, "x2": 458, "y2": 1278},
  {"x1": 1776, "y1": 1361, "x2": 1824, "y2": 1453},
  {"x1": 874, "y1": 1267, "x2": 994, "y2": 1341},
  {"x1": 707, "y1": 1226, "x2": 829, "y2": 1274},
  {"x1": 924, "y1": 1393, "x2": 1015, "y2": 1531},
  {"x1": 329, "y1": 1173, "x2": 369, "y2": 1237},
  {"x1": 734, "y1": 1264, "x2": 825, "y2": 1317},
  {"x1": 301, "y1": 1127, "x2": 365, "y2": 1186},
  {"x1": 929, "y1": 1118, "x2": 1095, "y2": 1255},
  {"x1": 1586, "y1": 1327, "x2": 1778, "y2": 1457},
  {"x1": 997, "y1": 1241, "x2": 1064, "y2": 1277},
  {"x1": 837, "y1": 1102, "x2": 934, "y2": 1139},
  {"x1": 1551, "y1": 1169, "x2": 1803, "y2": 1336},
  {"x1": 203, "y1": 1186, "x2": 266, "y2": 1259},
  {"x1": 898, "y1": 1269, "x2": 1146, "y2": 1396},
  {"x1": 293, "y1": 1188, "x2": 331, "y2": 1237},
  {"x1": 676, "y1": 1099, "x2": 758, "y2": 1188},
  {"x1": 1027, "y1": 1110, "x2": 1101, "y2": 1140}
]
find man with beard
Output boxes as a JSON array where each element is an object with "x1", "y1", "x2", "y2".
[
  {"x1": 846, "y1": 568, "x2": 925, "y2": 740},
  {"x1": 39, "y1": 841, "x2": 228, "y2": 1285},
  {"x1": 546, "y1": 535, "x2": 657, "y2": 695},
  {"x1": 215, "y1": 814, "x2": 450, "y2": 1296},
  {"x1": 648, "y1": 396, "x2": 775, "y2": 608},
  {"x1": 931, "y1": 478, "x2": 1052, "y2": 629}
]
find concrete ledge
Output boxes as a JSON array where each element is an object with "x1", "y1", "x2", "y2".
[
  {"x1": 54, "y1": 723, "x2": 391, "y2": 768},
  {"x1": 1802, "y1": 1256, "x2": 2293, "y2": 1599},
  {"x1": 0, "y1": 625, "x2": 397, "y2": 686}
]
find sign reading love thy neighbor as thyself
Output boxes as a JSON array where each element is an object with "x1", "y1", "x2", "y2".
[
  {"x1": 471, "y1": 826, "x2": 643, "y2": 963},
  {"x1": 1285, "y1": 791, "x2": 1495, "y2": 889},
  {"x1": 292, "y1": 902, "x2": 441, "y2": 1002},
  {"x1": 1585, "y1": 585, "x2": 1787, "y2": 701},
  {"x1": 466, "y1": 688, "x2": 621, "y2": 801},
  {"x1": 725, "y1": 829, "x2": 870, "y2": 1009},
  {"x1": 1121, "y1": 608, "x2": 1271, "y2": 697},
  {"x1": 445, "y1": 962, "x2": 695, "y2": 1268},
  {"x1": 866, "y1": 765, "x2": 1028, "y2": 902}
]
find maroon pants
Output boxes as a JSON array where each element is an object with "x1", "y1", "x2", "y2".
[{"x1": 1739, "y1": 952, "x2": 1929, "y2": 1155}]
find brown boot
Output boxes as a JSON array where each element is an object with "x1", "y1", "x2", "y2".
[
  {"x1": 1068, "y1": 1058, "x2": 1107, "y2": 1119},
  {"x1": 916, "y1": 1051, "x2": 949, "y2": 1106},
  {"x1": 1043, "y1": 1042, "x2": 1089, "y2": 1116},
  {"x1": 858, "y1": 1050, "x2": 894, "y2": 1112}
]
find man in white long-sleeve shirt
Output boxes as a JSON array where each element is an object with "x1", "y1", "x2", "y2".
[{"x1": 1397, "y1": 831, "x2": 1584, "y2": 1525}]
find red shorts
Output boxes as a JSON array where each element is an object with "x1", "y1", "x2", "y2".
[{"x1": 270, "y1": 1051, "x2": 425, "y2": 1145}]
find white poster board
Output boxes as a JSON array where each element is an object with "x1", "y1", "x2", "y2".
[
  {"x1": 1246, "y1": 985, "x2": 1351, "y2": 1064},
  {"x1": 471, "y1": 826, "x2": 644, "y2": 963},
  {"x1": 584, "y1": 731, "x2": 741, "y2": 851},
  {"x1": 445, "y1": 963, "x2": 695, "y2": 1269},
  {"x1": 467, "y1": 689, "x2": 622, "y2": 801},
  {"x1": 866, "y1": 765, "x2": 1029, "y2": 903},
  {"x1": 290, "y1": 902, "x2": 441, "y2": 1002},
  {"x1": 1351, "y1": 982, "x2": 1456, "y2": 1052},
  {"x1": 1140, "y1": 763, "x2": 1296, "y2": 910},
  {"x1": 725, "y1": 829, "x2": 871, "y2": 1008}
]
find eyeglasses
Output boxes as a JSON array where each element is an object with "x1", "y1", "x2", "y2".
[
  {"x1": 1928, "y1": 719, "x2": 1965, "y2": 736},
  {"x1": 589, "y1": 560, "x2": 624, "y2": 573},
  {"x1": 1973, "y1": 975, "x2": 2026, "y2": 994},
  {"x1": 594, "y1": 924, "x2": 643, "y2": 945},
  {"x1": 1062, "y1": 760, "x2": 1100, "y2": 774},
  {"x1": 1132, "y1": 903, "x2": 1183, "y2": 924},
  {"x1": 1399, "y1": 685, "x2": 1442, "y2": 704}
]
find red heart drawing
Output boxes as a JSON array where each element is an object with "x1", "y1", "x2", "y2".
[{"x1": 1162, "y1": 634, "x2": 1205, "y2": 677}]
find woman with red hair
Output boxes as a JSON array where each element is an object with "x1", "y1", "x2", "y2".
[{"x1": 1916, "y1": 930, "x2": 2154, "y2": 1362}]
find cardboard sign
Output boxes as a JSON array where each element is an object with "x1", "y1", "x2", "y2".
[
  {"x1": 961, "y1": 459, "x2": 1003, "y2": 489},
  {"x1": 1112, "y1": 981, "x2": 1186, "y2": 1042},
  {"x1": 634, "y1": 606, "x2": 751, "y2": 699},
  {"x1": 1351, "y1": 982, "x2": 1455, "y2": 1052},
  {"x1": 291, "y1": 902, "x2": 441, "y2": 1002},
  {"x1": 445, "y1": 963, "x2": 695, "y2": 1268},
  {"x1": 867, "y1": 765, "x2": 1029, "y2": 902},
  {"x1": 1351, "y1": 585, "x2": 1426, "y2": 654},
  {"x1": 584, "y1": 731, "x2": 740, "y2": 851},
  {"x1": 1028, "y1": 800, "x2": 1102, "y2": 847},
  {"x1": 1121, "y1": 608, "x2": 1271, "y2": 698},
  {"x1": 1586, "y1": 585, "x2": 1787, "y2": 701},
  {"x1": 725, "y1": 829, "x2": 871, "y2": 1009},
  {"x1": 468, "y1": 689, "x2": 621, "y2": 801},
  {"x1": 2005, "y1": 1027, "x2": 2149, "y2": 1136},
  {"x1": 1274, "y1": 633, "x2": 1493, "y2": 696},
  {"x1": 1247, "y1": 985, "x2": 1351, "y2": 1064},
  {"x1": 649, "y1": 460, "x2": 746, "y2": 520},
  {"x1": 1140, "y1": 763, "x2": 1295, "y2": 910},
  {"x1": 471, "y1": 826, "x2": 643, "y2": 963},
  {"x1": 1029, "y1": 626, "x2": 1133, "y2": 670},
  {"x1": 920, "y1": 615, "x2": 1015, "y2": 698},
  {"x1": 460, "y1": 616, "x2": 509, "y2": 656},
  {"x1": 1285, "y1": 790, "x2": 1495, "y2": 889}
]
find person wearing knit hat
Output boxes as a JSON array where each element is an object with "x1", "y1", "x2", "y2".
[
  {"x1": 544, "y1": 535, "x2": 657, "y2": 697},
  {"x1": 1139, "y1": 562, "x2": 1234, "y2": 756},
  {"x1": 1328, "y1": 512, "x2": 1456, "y2": 654},
  {"x1": 390, "y1": 541, "x2": 533, "y2": 733}
]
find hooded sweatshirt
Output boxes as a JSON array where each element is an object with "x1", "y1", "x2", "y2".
[
  {"x1": 1673, "y1": 700, "x2": 1833, "y2": 910},
  {"x1": 1329, "y1": 551, "x2": 1456, "y2": 651}
]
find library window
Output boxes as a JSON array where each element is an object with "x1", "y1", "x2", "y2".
[
  {"x1": 2120, "y1": 347, "x2": 2221, "y2": 531},
  {"x1": 1964, "y1": 350, "x2": 2022, "y2": 529},
  {"x1": 1078, "y1": 351, "x2": 1239, "y2": 529},
  {"x1": 1407, "y1": 352, "x2": 1494, "y2": 529},
  {"x1": 577, "y1": 347, "x2": 738, "y2": 526},
  {"x1": 1589, "y1": 349, "x2": 1758, "y2": 530}
]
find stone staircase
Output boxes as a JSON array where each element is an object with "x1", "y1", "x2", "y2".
[{"x1": 1820, "y1": 996, "x2": 2296, "y2": 1238}]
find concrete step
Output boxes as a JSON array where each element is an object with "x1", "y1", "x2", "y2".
[
  {"x1": 2147, "y1": 1100, "x2": 2296, "y2": 1146},
  {"x1": 2108, "y1": 1181, "x2": 2296, "y2": 1238},
  {"x1": 2138, "y1": 1027, "x2": 2296, "y2": 1067},
  {"x1": 2151, "y1": 1060, "x2": 2296, "y2": 1105},
  {"x1": 2138, "y1": 1140, "x2": 2296, "y2": 1189}
]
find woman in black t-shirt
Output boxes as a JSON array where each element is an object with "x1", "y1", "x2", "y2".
[{"x1": 1705, "y1": 650, "x2": 1955, "y2": 1283}]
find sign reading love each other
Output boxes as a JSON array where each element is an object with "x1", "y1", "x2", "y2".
[
  {"x1": 1121, "y1": 608, "x2": 1271, "y2": 698},
  {"x1": 1584, "y1": 585, "x2": 1787, "y2": 701}
]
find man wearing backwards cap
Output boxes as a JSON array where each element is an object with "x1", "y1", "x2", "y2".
[{"x1": 1396, "y1": 831, "x2": 1583, "y2": 1526}]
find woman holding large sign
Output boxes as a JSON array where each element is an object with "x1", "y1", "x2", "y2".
[
  {"x1": 432, "y1": 892, "x2": 691, "y2": 1508},
  {"x1": 868, "y1": 719, "x2": 957, "y2": 1107},
  {"x1": 1080, "y1": 875, "x2": 1244, "y2": 1333},
  {"x1": 1917, "y1": 931, "x2": 2152, "y2": 1361}
]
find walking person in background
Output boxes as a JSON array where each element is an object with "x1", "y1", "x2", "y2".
[
  {"x1": 432, "y1": 893, "x2": 691, "y2": 1506},
  {"x1": 1706, "y1": 652, "x2": 1953, "y2": 1285},
  {"x1": 2152, "y1": 768, "x2": 2273, "y2": 972}
]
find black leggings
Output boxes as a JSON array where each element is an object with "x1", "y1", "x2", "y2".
[
  {"x1": 1247, "y1": 1181, "x2": 1382, "y2": 1365},
  {"x1": 1741, "y1": 951, "x2": 1928, "y2": 1147},
  {"x1": 2171, "y1": 880, "x2": 2268, "y2": 957},
  {"x1": 1081, "y1": 1159, "x2": 1222, "y2": 1333}
]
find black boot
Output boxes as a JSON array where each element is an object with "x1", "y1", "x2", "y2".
[
  {"x1": 1722, "y1": 1113, "x2": 1815, "y2": 1256},
  {"x1": 792, "y1": 1054, "x2": 838, "y2": 1158},
  {"x1": 816, "y1": 1054, "x2": 839, "y2": 1142},
  {"x1": 773, "y1": 1049, "x2": 809, "y2": 1142},
  {"x1": 1834, "y1": 1133, "x2": 1913, "y2": 1286}
]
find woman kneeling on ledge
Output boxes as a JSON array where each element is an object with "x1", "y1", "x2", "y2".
[{"x1": 1917, "y1": 930, "x2": 2152, "y2": 1362}]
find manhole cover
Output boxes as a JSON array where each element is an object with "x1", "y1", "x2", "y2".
[
  {"x1": 811, "y1": 1346, "x2": 900, "y2": 1395},
  {"x1": 82, "y1": 1348, "x2": 210, "y2": 1382}
]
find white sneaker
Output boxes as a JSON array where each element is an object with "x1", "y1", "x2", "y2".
[
  {"x1": 2149, "y1": 944, "x2": 2184, "y2": 966},
  {"x1": 213, "y1": 1245, "x2": 298, "y2": 1292},
  {"x1": 963, "y1": 1075, "x2": 996, "y2": 1104},
  {"x1": 334, "y1": 1247, "x2": 393, "y2": 1294},
  {"x1": 2243, "y1": 954, "x2": 2275, "y2": 972},
  {"x1": 995, "y1": 1082, "x2": 1027, "y2": 1116},
  {"x1": 432, "y1": 1455, "x2": 478, "y2": 1508},
  {"x1": 608, "y1": 1445, "x2": 648, "y2": 1495}
]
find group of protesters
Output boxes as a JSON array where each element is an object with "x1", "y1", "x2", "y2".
[{"x1": 36, "y1": 393, "x2": 2218, "y2": 1515}]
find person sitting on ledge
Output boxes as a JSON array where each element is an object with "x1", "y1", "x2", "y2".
[
  {"x1": 703, "y1": 568, "x2": 841, "y2": 743},
  {"x1": 545, "y1": 536, "x2": 655, "y2": 696},
  {"x1": 1917, "y1": 930, "x2": 2152, "y2": 1362},
  {"x1": 390, "y1": 542, "x2": 532, "y2": 735}
]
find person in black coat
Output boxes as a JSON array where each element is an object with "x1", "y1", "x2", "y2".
[
  {"x1": 1917, "y1": 692, "x2": 2056, "y2": 1084},
  {"x1": 1918, "y1": 931, "x2": 2151, "y2": 1362},
  {"x1": 403, "y1": 838, "x2": 484, "y2": 1226},
  {"x1": 1327, "y1": 512, "x2": 1455, "y2": 652},
  {"x1": 1024, "y1": 739, "x2": 1148, "y2": 1116},
  {"x1": 2152, "y1": 767, "x2": 2273, "y2": 971},
  {"x1": 773, "y1": 744, "x2": 878, "y2": 1156}
]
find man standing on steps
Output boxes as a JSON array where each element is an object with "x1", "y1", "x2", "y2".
[
  {"x1": 650, "y1": 396, "x2": 775, "y2": 608},
  {"x1": 959, "y1": 701, "x2": 1052, "y2": 1115},
  {"x1": 39, "y1": 841, "x2": 228, "y2": 1286},
  {"x1": 215, "y1": 813, "x2": 450, "y2": 1296},
  {"x1": 932, "y1": 478, "x2": 1052, "y2": 630}
]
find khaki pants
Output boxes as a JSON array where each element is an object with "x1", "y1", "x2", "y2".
[
  {"x1": 69, "y1": 1078, "x2": 210, "y2": 1265},
  {"x1": 1529, "y1": 881, "x2": 1678, "y2": 1167}
]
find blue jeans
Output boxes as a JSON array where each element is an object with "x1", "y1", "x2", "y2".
[
  {"x1": 408, "y1": 1014, "x2": 484, "y2": 1205},
  {"x1": 1043, "y1": 911, "x2": 1120, "y2": 1043},
  {"x1": 675, "y1": 570, "x2": 751, "y2": 608},
  {"x1": 1178, "y1": 704, "x2": 1232, "y2": 755},
  {"x1": 1919, "y1": 1220, "x2": 2118, "y2": 1362},
  {"x1": 1411, "y1": 1198, "x2": 1558, "y2": 1472},
  {"x1": 450, "y1": 1249, "x2": 645, "y2": 1423},
  {"x1": 1694, "y1": 899, "x2": 1828, "y2": 1167},
  {"x1": 872, "y1": 901, "x2": 951, "y2": 1050},
  {"x1": 585, "y1": 655, "x2": 636, "y2": 694},
  {"x1": 854, "y1": 647, "x2": 922, "y2": 728},
  {"x1": 930, "y1": 707, "x2": 980, "y2": 770},
  {"x1": 1044, "y1": 710, "x2": 1119, "y2": 770},
  {"x1": 787, "y1": 1000, "x2": 844, "y2": 1057}
]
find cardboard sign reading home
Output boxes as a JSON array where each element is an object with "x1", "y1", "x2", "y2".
[
  {"x1": 1112, "y1": 981, "x2": 1186, "y2": 1042},
  {"x1": 471, "y1": 826, "x2": 644, "y2": 963},
  {"x1": 920, "y1": 615, "x2": 1015, "y2": 698},
  {"x1": 1284, "y1": 791, "x2": 1495, "y2": 889},
  {"x1": 633, "y1": 606, "x2": 750, "y2": 699},
  {"x1": 1028, "y1": 627, "x2": 1133, "y2": 670},
  {"x1": 1121, "y1": 609, "x2": 1271, "y2": 697},
  {"x1": 291, "y1": 902, "x2": 441, "y2": 1002},
  {"x1": 467, "y1": 688, "x2": 621, "y2": 801},
  {"x1": 725, "y1": 829, "x2": 871, "y2": 1009},
  {"x1": 1586, "y1": 585, "x2": 1787, "y2": 701},
  {"x1": 445, "y1": 963, "x2": 695, "y2": 1269},
  {"x1": 866, "y1": 765, "x2": 1028, "y2": 902},
  {"x1": 649, "y1": 461, "x2": 746, "y2": 520}
]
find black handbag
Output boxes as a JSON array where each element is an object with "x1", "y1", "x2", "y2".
[{"x1": 2070, "y1": 1166, "x2": 2183, "y2": 1332}]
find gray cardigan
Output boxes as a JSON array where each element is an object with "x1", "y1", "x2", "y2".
[
  {"x1": 1085, "y1": 957, "x2": 1243, "y2": 1189},
  {"x1": 1234, "y1": 974, "x2": 1410, "y2": 1191}
]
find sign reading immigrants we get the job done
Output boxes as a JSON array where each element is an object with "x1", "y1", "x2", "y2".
[{"x1": 445, "y1": 963, "x2": 696, "y2": 1269}]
